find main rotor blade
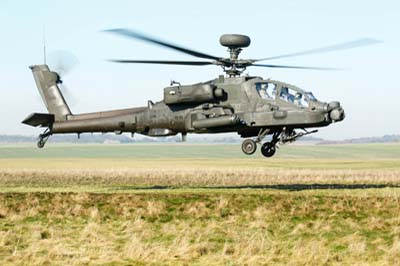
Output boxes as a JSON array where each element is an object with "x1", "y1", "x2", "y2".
[
  {"x1": 109, "y1": 59, "x2": 214, "y2": 65},
  {"x1": 256, "y1": 38, "x2": 382, "y2": 61},
  {"x1": 251, "y1": 64, "x2": 341, "y2": 70},
  {"x1": 104, "y1": 28, "x2": 220, "y2": 60}
]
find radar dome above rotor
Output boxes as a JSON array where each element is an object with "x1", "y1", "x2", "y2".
[{"x1": 219, "y1": 34, "x2": 251, "y2": 49}]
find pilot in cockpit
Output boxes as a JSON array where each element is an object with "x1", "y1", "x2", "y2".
[
  {"x1": 259, "y1": 84, "x2": 271, "y2": 99},
  {"x1": 280, "y1": 87, "x2": 295, "y2": 103},
  {"x1": 294, "y1": 93, "x2": 302, "y2": 106}
]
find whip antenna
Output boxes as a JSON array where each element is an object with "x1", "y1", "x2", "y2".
[{"x1": 43, "y1": 26, "x2": 47, "y2": 65}]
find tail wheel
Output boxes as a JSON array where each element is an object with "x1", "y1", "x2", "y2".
[
  {"x1": 36, "y1": 128, "x2": 52, "y2": 149},
  {"x1": 242, "y1": 139, "x2": 257, "y2": 155},
  {"x1": 261, "y1": 142, "x2": 276, "y2": 157},
  {"x1": 37, "y1": 139, "x2": 45, "y2": 149}
]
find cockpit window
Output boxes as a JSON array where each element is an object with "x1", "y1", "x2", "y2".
[
  {"x1": 306, "y1": 92, "x2": 317, "y2": 101},
  {"x1": 256, "y1": 82, "x2": 276, "y2": 100},
  {"x1": 280, "y1": 87, "x2": 309, "y2": 107},
  {"x1": 280, "y1": 87, "x2": 295, "y2": 103},
  {"x1": 294, "y1": 93, "x2": 309, "y2": 107}
]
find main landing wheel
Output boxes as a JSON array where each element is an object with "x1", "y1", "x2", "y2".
[
  {"x1": 241, "y1": 139, "x2": 257, "y2": 155},
  {"x1": 261, "y1": 142, "x2": 276, "y2": 157}
]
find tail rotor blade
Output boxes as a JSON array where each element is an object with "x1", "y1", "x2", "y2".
[
  {"x1": 59, "y1": 83, "x2": 77, "y2": 107},
  {"x1": 47, "y1": 51, "x2": 79, "y2": 107},
  {"x1": 47, "y1": 50, "x2": 79, "y2": 76}
]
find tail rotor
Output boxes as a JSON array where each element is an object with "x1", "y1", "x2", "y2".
[{"x1": 47, "y1": 50, "x2": 79, "y2": 106}]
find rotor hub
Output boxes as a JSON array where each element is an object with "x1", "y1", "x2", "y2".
[{"x1": 218, "y1": 34, "x2": 252, "y2": 76}]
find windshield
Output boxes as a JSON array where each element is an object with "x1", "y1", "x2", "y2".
[
  {"x1": 280, "y1": 86, "x2": 309, "y2": 107},
  {"x1": 305, "y1": 92, "x2": 317, "y2": 101}
]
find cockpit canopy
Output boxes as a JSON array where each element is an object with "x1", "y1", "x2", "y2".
[{"x1": 255, "y1": 81, "x2": 318, "y2": 107}]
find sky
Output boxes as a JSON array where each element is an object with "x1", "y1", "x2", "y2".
[{"x1": 0, "y1": 0, "x2": 399, "y2": 140}]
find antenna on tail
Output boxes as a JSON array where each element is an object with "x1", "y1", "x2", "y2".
[{"x1": 43, "y1": 26, "x2": 47, "y2": 65}]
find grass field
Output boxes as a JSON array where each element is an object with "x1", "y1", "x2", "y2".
[
  {"x1": 1, "y1": 143, "x2": 400, "y2": 265},
  {"x1": 2, "y1": 142, "x2": 400, "y2": 159}
]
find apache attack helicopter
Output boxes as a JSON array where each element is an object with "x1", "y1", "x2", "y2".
[{"x1": 22, "y1": 29, "x2": 379, "y2": 157}]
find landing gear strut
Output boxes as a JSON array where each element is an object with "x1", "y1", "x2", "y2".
[
  {"x1": 260, "y1": 131, "x2": 280, "y2": 158},
  {"x1": 240, "y1": 128, "x2": 318, "y2": 158},
  {"x1": 37, "y1": 128, "x2": 52, "y2": 149}
]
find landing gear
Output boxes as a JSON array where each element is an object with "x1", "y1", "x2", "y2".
[
  {"x1": 240, "y1": 128, "x2": 318, "y2": 158},
  {"x1": 241, "y1": 139, "x2": 257, "y2": 155},
  {"x1": 261, "y1": 142, "x2": 276, "y2": 157},
  {"x1": 241, "y1": 129, "x2": 274, "y2": 157},
  {"x1": 37, "y1": 139, "x2": 46, "y2": 148},
  {"x1": 37, "y1": 128, "x2": 52, "y2": 149},
  {"x1": 259, "y1": 131, "x2": 279, "y2": 158}
]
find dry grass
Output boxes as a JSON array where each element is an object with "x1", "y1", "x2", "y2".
[
  {"x1": 0, "y1": 158, "x2": 400, "y2": 190},
  {"x1": 1, "y1": 154, "x2": 400, "y2": 265},
  {"x1": 1, "y1": 192, "x2": 400, "y2": 265}
]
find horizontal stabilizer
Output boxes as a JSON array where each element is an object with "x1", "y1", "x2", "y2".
[{"x1": 22, "y1": 113, "x2": 54, "y2": 127}]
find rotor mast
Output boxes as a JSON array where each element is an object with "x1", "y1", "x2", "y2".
[{"x1": 219, "y1": 34, "x2": 251, "y2": 77}]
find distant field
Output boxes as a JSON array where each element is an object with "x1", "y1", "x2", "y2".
[
  {"x1": 1, "y1": 143, "x2": 400, "y2": 191},
  {"x1": 1, "y1": 143, "x2": 400, "y2": 265},
  {"x1": 1, "y1": 142, "x2": 400, "y2": 159}
]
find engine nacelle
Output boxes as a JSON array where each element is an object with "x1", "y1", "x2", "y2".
[{"x1": 164, "y1": 83, "x2": 224, "y2": 105}]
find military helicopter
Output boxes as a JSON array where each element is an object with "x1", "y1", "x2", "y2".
[{"x1": 22, "y1": 29, "x2": 379, "y2": 157}]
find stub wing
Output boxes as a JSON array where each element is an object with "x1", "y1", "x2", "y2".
[{"x1": 22, "y1": 113, "x2": 54, "y2": 127}]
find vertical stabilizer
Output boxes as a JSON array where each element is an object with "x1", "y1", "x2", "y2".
[{"x1": 30, "y1": 64, "x2": 72, "y2": 121}]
